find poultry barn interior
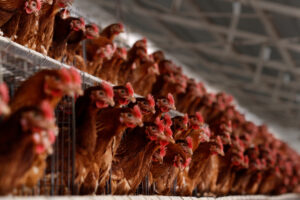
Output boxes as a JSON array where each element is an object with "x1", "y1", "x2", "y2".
[{"x1": 0, "y1": 0, "x2": 300, "y2": 199}]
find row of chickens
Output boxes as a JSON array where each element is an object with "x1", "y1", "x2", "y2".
[
  {"x1": 0, "y1": 66, "x2": 299, "y2": 196},
  {"x1": 0, "y1": 0, "x2": 300, "y2": 197}
]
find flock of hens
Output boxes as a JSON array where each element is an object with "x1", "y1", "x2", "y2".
[{"x1": 0, "y1": 0, "x2": 299, "y2": 197}]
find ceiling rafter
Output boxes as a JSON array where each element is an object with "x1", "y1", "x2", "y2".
[
  {"x1": 222, "y1": 0, "x2": 300, "y2": 19},
  {"x1": 250, "y1": 2, "x2": 297, "y2": 102},
  {"x1": 100, "y1": 0, "x2": 300, "y2": 74}
]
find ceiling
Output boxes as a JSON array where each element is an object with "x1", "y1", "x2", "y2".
[{"x1": 73, "y1": 0, "x2": 300, "y2": 131}]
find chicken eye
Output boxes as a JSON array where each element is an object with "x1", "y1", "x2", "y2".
[
  {"x1": 120, "y1": 89, "x2": 126, "y2": 94},
  {"x1": 54, "y1": 76, "x2": 61, "y2": 81},
  {"x1": 98, "y1": 91, "x2": 104, "y2": 96},
  {"x1": 127, "y1": 113, "x2": 133, "y2": 118},
  {"x1": 31, "y1": 1, "x2": 37, "y2": 8},
  {"x1": 162, "y1": 99, "x2": 167, "y2": 103}
]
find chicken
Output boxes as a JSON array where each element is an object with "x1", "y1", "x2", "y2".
[
  {"x1": 230, "y1": 146, "x2": 263, "y2": 194},
  {"x1": 66, "y1": 24, "x2": 99, "y2": 68},
  {"x1": 98, "y1": 47, "x2": 127, "y2": 84},
  {"x1": 0, "y1": 101, "x2": 57, "y2": 195},
  {"x1": 171, "y1": 114, "x2": 189, "y2": 140},
  {"x1": 188, "y1": 93, "x2": 215, "y2": 115},
  {"x1": 0, "y1": 0, "x2": 24, "y2": 27},
  {"x1": 176, "y1": 80, "x2": 205, "y2": 113},
  {"x1": 14, "y1": 0, "x2": 45, "y2": 46},
  {"x1": 117, "y1": 39, "x2": 148, "y2": 85},
  {"x1": 1, "y1": 0, "x2": 42, "y2": 40},
  {"x1": 257, "y1": 148, "x2": 282, "y2": 194},
  {"x1": 9, "y1": 67, "x2": 83, "y2": 113},
  {"x1": 0, "y1": 82, "x2": 10, "y2": 117},
  {"x1": 212, "y1": 136, "x2": 248, "y2": 195},
  {"x1": 79, "y1": 105, "x2": 143, "y2": 194},
  {"x1": 100, "y1": 23, "x2": 124, "y2": 42},
  {"x1": 35, "y1": 0, "x2": 73, "y2": 54},
  {"x1": 127, "y1": 94, "x2": 155, "y2": 120},
  {"x1": 178, "y1": 113, "x2": 210, "y2": 147},
  {"x1": 48, "y1": 12, "x2": 85, "y2": 61},
  {"x1": 60, "y1": 83, "x2": 115, "y2": 191},
  {"x1": 143, "y1": 93, "x2": 176, "y2": 123},
  {"x1": 85, "y1": 23, "x2": 123, "y2": 75},
  {"x1": 113, "y1": 82, "x2": 135, "y2": 108},
  {"x1": 152, "y1": 50, "x2": 165, "y2": 63},
  {"x1": 150, "y1": 136, "x2": 193, "y2": 195},
  {"x1": 111, "y1": 118, "x2": 175, "y2": 194},
  {"x1": 75, "y1": 82, "x2": 115, "y2": 154},
  {"x1": 132, "y1": 60, "x2": 160, "y2": 96},
  {"x1": 176, "y1": 136, "x2": 224, "y2": 196}
]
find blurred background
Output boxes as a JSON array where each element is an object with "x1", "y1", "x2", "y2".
[{"x1": 73, "y1": 0, "x2": 300, "y2": 152}]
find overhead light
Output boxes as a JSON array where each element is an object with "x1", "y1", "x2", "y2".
[
  {"x1": 233, "y1": 2, "x2": 241, "y2": 16},
  {"x1": 262, "y1": 46, "x2": 271, "y2": 61},
  {"x1": 283, "y1": 73, "x2": 291, "y2": 84}
]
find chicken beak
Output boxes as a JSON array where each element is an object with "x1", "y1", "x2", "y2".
[
  {"x1": 170, "y1": 104, "x2": 176, "y2": 110},
  {"x1": 130, "y1": 96, "x2": 136, "y2": 103},
  {"x1": 108, "y1": 98, "x2": 115, "y2": 107},
  {"x1": 74, "y1": 85, "x2": 84, "y2": 96},
  {"x1": 0, "y1": 102, "x2": 10, "y2": 116},
  {"x1": 187, "y1": 148, "x2": 193, "y2": 156},
  {"x1": 168, "y1": 137, "x2": 175, "y2": 144},
  {"x1": 219, "y1": 150, "x2": 225, "y2": 156},
  {"x1": 151, "y1": 108, "x2": 156, "y2": 114},
  {"x1": 138, "y1": 120, "x2": 144, "y2": 127}
]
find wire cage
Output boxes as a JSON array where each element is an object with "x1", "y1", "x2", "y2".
[{"x1": 0, "y1": 36, "x2": 178, "y2": 196}]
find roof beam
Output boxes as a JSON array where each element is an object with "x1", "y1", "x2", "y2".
[
  {"x1": 99, "y1": 0, "x2": 300, "y2": 63},
  {"x1": 253, "y1": 46, "x2": 271, "y2": 83},
  {"x1": 225, "y1": 2, "x2": 241, "y2": 52},
  {"x1": 223, "y1": 0, "x2": 300, "y2": 19},
  {"x1": 251, "y1": 4, "x2": 296, "y2": 69},
  {"x1": 140, "y1": 0, "x2": 258, "y2": 19}
]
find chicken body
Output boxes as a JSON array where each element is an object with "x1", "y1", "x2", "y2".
[
  {"x1": 0, "y1": 104, "x2": 56, "y2": 195},
  {"x1": 9, "y1": 68, "x2": 82, "y2": 113}
]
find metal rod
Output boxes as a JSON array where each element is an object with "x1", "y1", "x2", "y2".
[{"x1": 71, "y1": 97, "x2": 76, "y2": 194}]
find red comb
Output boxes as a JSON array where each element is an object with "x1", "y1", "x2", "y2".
[
  {"x1": 195, "y1": 112, "x2": 204, "y2": 123},
  {"x1": 184, "y1": 157, "x2": 192, "y2": 167},
  {"x1": 60, "y1": 68, "x2": 72, "y2": 83},
  {"x1": 69, "y1": 67, "x2": 82, "y2": 85},
  {"x1": 102, "y1": 81, "x2": 114, "y2": 99},
  {"x1": 183, "y1": 114, "x2": 189, "y2": 125},
  {"x1": 92, "y1": 23, "x2": 99, "y2": 33},
  {"x1": 80, "y1": 18, "x2": 85, "y2": 26},
  {"x1": 186, "y1": 136, "x2": 193, "y2": 149},
  {"x1": 167, "y1": 93, "x2": 175, "y2": 106},
  {"x1": 147, "y1": 94, "x2": 155, "y2": 107},
  {"x1": 118, "y1": 23, "x2": 124, "y2": 30},
  {"x1": 244, "y1": 155, "x2": 249, "y2": 165},
  {"x1": 0, "y1": 83, "x2": 9, "y2": 103},
  {"x1": 164, "y1": 114, "x2": 172, "y2": 127},
  {"x1": 40, "y1": 101, "x2": 54, "y2": 120},
  {"x1": 216, "y1": 136, "x2": 224, "y2": 150},
  {"x1": 159, "y1": 146, "x2": 166, "y2": 157},
  {"x1": 36, "y1": 0, "x2": 42, "y2": 10},
  {"x1": 125, "y1": 82, "x2": 134, "y2": 96},
  {"x1": 165, "y1": 126, "x2": 173, "y2": 137},
  {"x1": 142, "y1": 37, "x2": 147, "y2": 45},
  {"x1": 133, "y1": 105, "x2": 142, "y2": 119},
  {"x1": 121, "y1": 47, "x2": 127, "y2": 55},
  {"x1": 155, "y1": 117, "x2": 164, "y2": 133},
  {"x1": 36, "y1": 144, "x2": 45, "y2": 154}
]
